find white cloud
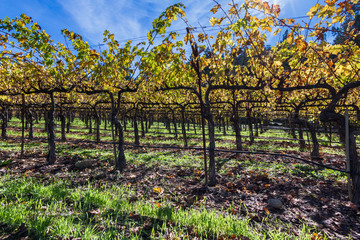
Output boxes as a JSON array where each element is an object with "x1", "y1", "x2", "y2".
[
  {"x1": 58, "y1": 0, "x2": 161, "y2": 44},
  {"x1": 57, "y1": 0, "x2": 224, "y2": 45},
  {"x1": 57, "y1": 0, "x2": 304, "y2": 47}
]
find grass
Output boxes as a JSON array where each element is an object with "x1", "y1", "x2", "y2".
[
  {"x1": 5, "y1": 117, "x2": 345, "y2": 154},
  {"x1": 290, "y1": 163, "x2": 347, "y2": 181},
  {"x1": 0, "y1": 175, "x2": 325, "y2": 239},
  {"x1": 0, "y1": 117, "x2": 350, "y2": 239},
  {"x1": 0, "y1": 140, "x2": 22, "y2": 151},
  {"x1": 215, "y1": 154, "x2": 347, "y2": 183},
  {"x1": 0, "y1": 133, "x2": 344, "y2": 184},
  {"x1": 126, "y1": 150, "x2": 203, "y2": 169},
  {"x1": 1, "y1": 117, "x2": 348, "y2": 182}
]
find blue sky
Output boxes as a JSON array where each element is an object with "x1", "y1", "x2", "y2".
[{"x1": 0, "y1": 0, "x2": 323, "y2": 48}]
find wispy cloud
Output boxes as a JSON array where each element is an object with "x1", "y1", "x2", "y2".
[
  {"x1": 57, "y1": 0, "x2": 303, "y2": 46},
  {"x1": 0, "y1": 0, "x2": 316, "y2": 49},
  {"x1": 58, "y1": 0, "x2": 165, "y2": 44},
  {"x1": 57, "y1": 0, "x2": 223, "y2": 45}
]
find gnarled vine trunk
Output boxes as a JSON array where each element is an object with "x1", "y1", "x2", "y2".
[
  {"x1": 59, "y1": 110, "x2": 66, "y2": 141},
  {"x1": 231, "y1": 102, "x2": 242, "y2": 151},
  {"x1": 110, "y1": 93, "x2": 126, "y2": 171},
  {"x1": 1, "y1": 105, "x2": 9, "y2": 139},
  {"x1": 246, "y1": 108, "x2": 254, "y2": 145},
  {"x1": 26, "y1": 109, "x2": 34, "y2": 139},
  {"x1": 294, "y1": 117, "x2": 320, "y2": 159},
  {"x1": 66, "y1": 110, "x2": 71, "y2": 133},
  {"x1": 204, "y1": 97, "x2": 216, "y2": 186},
  {"x1": 94, "y1": 106, "x2": 101, "y2": 143},
  {"x1": 140, "y1": 110, "x2": 146, "y2": 138},
  {"x1": 133, "y1": 106, "x2": 140, "y2": 146},
  {"x1": 180, "y1": 107, "x2": 188, "y2": 147},
  {"x1": 47, "y1": 92, "x2": 56, "y2": 164},
  {"x1": 320, "y1": 109, "x2": 360, "y2": 203},
  {"x1": 172, "y1": 111, "x2": 178, "y2": 138}
]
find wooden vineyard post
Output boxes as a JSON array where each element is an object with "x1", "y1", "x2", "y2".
[
  {"x1": 329, "y1": 123, "x2": 332, "y2": 147},
  {"x1": 306, "y1": 122, "x2": 311, "y2": 151},
  {"x1": 21, "y1": 94, "x2": 25, "y2": 158},
  {"x1": 345, "y1": 109, "x2": 353, "y2": 201},
  {"x1": 200, "y1": 102, "x2": 208, "y2": 185}
]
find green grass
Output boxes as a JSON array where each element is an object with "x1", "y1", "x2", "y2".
[
  {"x1": 0, "y1": 141, "x2": 22, "y2": 151},
  {"x1": 2, "y1": 118, "x2": 348, "y2": 180},
  {"x1": 0, "y1": 175, "x2": 325, "y2": 239},
  {"x1": 216, "y1": 155, "x2": 347, "y2": 182},
  {"x1": 0, "y1": 117, "x2": 348, "y2": 239},
  {"x1": 5, "y1": 118, "x2": 345, "y2": 155},
  {"x1": 0, "y1": 133, "x2": 344, "y2": 184},
  {"x1": 289, "y1": 163, "x2": 347, "y2": 181},
  {"x1": 126, "y1": 150, "x2": 203, "y2": 169}
]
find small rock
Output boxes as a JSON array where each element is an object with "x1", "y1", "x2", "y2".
[
  {"x1": 75, "y1": 160, "x2": 96, "y2": 169},
  {"x1": 267, "y1": 198, "x2": 283, "y2": 209}
]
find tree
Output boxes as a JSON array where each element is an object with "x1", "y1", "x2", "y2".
[
  {"x1": 63, "y1": 3, "x2": 186, "y2": 171},
  {"x1": 0, "y1": 15, "x2": 88, "y2": 163},
  {"x1": 146, "y1": 0, "x2": 278, "y2": 186},
  {"x1": 333, "y1": 1, "x2": 360, "y2": 46}
]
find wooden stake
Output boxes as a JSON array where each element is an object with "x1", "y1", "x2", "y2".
[
  {"x1": 21, "y1": 94, "x2": 25, "y2": 158},
  {"x1": 345, "y1": 109, "x2": 353, "y2": 201}
]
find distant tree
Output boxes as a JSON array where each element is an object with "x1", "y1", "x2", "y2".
[
  {"x1": 280, "y1": 29, "x2": 289, "y2": 43},
  {"x1": 333, "y1": 2, "x2": 360, "y2": 45}
]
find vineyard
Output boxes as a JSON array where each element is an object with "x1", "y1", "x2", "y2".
[{"x1": 0, "y1": 0, "x2": 360, "y2": 239}]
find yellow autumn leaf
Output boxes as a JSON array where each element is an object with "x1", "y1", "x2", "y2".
[
  {"x1": 325, "y1": 0, "x2": 336, "y2": 6},
  {"x1": 307, "y1": 4, "x2": 320, "y2": 19},
  {"x1": 274, "y1": 61, "x2": 282, "y2": 66},
  {"x1": 328, "y1": 60, "x2": 333, "y2": 67},
  {"x1": 198, "y1": 32, "x2": 205, "y2": 42},
  {"x1": 153, "y1": 187, "x2": 163, "y2": 194},
  {"x1": 295, "y1": 39, "x2": 307, "y2": 52},
  {"x1": 273, "y1": 28, "x2": 281, "y2": 36},
  {"x1": 210, "y1": 4, "x2": 220, "y2": 14},
  {"x1": 286, "y1": 34, "x2": 293, "y2": 45},
  {"x1": 287, "y1": 18, "x2": 295, "y2": 25},
  {"x1": 184, "y1": 33, "x2": 193, "y2": 44},
  {"x1": 209, "y1": 17, "x2": 218, "y2": 27}
]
